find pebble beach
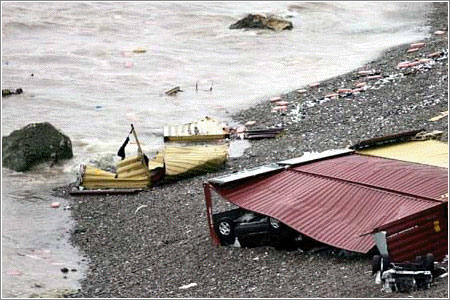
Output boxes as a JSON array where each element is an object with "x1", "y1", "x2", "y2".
[{"x1": 55, "y1": 3, "x2": 448, "y2": 298}]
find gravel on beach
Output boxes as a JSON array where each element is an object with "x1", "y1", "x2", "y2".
[{"x1": 57, "y1": 3, "x2": 448, "y2": 298}]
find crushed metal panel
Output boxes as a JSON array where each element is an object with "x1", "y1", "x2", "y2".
[
  {"x1": 81, "y1": 155, "x2": 151, "y2": 189},
  {"x1": 163, "y1": 116, "x2": 230, "y2": 142},
  {"x1": 153, "y1": 144, "x2": 229, "y2": 180},
  {"x1": 358, "y1": 140, "x2": 448, "y2": 168},
  {"x1": 371, "y1": 202, "x2": 448, "y2": 263},
  {"x1": 208, "y1": 164, "x2": 284, "y2": 186},
  {"x1": 292, "y1": 153, "x2": 448, "y2": 201},
  {"x1": 278, "y1": 149, "x2": 354, "y2": 166},
  {"x1": 212, "y1": 169, "x2": 441, "y2": 253}
]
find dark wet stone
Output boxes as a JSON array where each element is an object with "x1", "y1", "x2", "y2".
[{"x1": 2, "y1": 122, "x2": 73, "y2": 172}]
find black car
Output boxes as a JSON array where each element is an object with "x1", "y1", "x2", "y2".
[{"x1": 213, "y1": 208, "x2": 303, "y2": 249}]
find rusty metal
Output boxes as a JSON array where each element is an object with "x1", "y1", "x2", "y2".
[{"x1": 372, "y1": 202, "x2": 448, "y2": 263}]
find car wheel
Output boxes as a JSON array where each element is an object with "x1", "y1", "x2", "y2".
[
  {"x1": 217, "y1": 218, "x2": 235, "y2": 244},
  {"x1": 424, "y1": 253, "x2": 434, "y2": 271},
  {"x1": 381, "y1": 254, "x2": 390, "y2": 273},
  {"x1": 372, "y1": 255, "x2": 381, "y2": 275},
  {"x1": 269, "y1": 217, "x2": 281, "y2": 230}
]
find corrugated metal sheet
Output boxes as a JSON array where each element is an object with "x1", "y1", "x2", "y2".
[
  {"x1": 148, "y1": 144, "x2": 229, "y2": 180},
  {"x1": 372, "y1": 202, "x2": 448, "y2": 262},
  {"x1": 292, "y1": 154, "x2": 448, "y2": 201},
  {"x1": 358, "y1": 140, "x2": 448, "y2": 168},
  {"x1": 209, "y1": 154, "x2": 448, "y2": 254},
  {"x1": 163, "y1": 116, "x2": 230, "y2": 142}
]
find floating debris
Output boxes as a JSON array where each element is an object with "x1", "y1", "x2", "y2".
[
  {"x1": 132, "y1": 47, "x2": 147, "y2": 53},
  {"x1": 165, "y1": 86, "x2": 183, "y2": 96}
]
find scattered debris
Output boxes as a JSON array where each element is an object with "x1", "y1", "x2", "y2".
[
  {"x1": 308, "y1": 82, "x2": 319, "y2": 88},
  {"x1": 50, "y1": 202, "x2": 60, "y2": 208},
  {"x1": 429, "y1": 110, "x2": 448, "y2": 121},
  {"x1": 179, "y1": 283, "x2": 198, "y2": 290},
  {"x1": 270, "y1": 96, "x2": 282, "y2": 103},
  {"x1": 358, "y1": 69, "x2": 377, "y2": 76},
  {"x1": 406, "y1": 48, "x2": 420, "y2": 53},
  {"x1": 434, "y1": 30, "x2": 446, "y2": 35},
  {"x1": 275, "y1": 101, "x2": 289, "y2": 106},
  {"x1": 245, "y1": 121, "x2": 256, "y2": 127},
  {"x1": 2, "y1": 88, "x2": 23, "y2": 97},
  {"x1": 244, "y1": 127, "x2": 284, "y2": 140},
  {"x1": 229, "y1": 14, "x2": 293, "y2": 31},
  {"x1": 354, "y1": 82, "x2": 367, "y2": 88},
  {"x1": 296, "y1": 89, "x2": 307, "y2": 94},
  {"x1": 410, "y1": 42, "x2": 425, "y2": 49},
  {"x1": 132, "y1": 48, "x2": 146, "y2": 54},
  {"x1": 165, "y1": 86, "x2": 183, "y2": 96},
  {"x1": 134, "y1": 205, "x2": 148, "y2": 215}
]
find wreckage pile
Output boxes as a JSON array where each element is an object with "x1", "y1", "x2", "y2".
[{"x1": 59, "y1": 3, "x2": 448, "y2": 298}]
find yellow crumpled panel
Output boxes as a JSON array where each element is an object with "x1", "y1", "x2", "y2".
[{"x1": 358, "y1": 140, "x2": 448, "y2": 168}]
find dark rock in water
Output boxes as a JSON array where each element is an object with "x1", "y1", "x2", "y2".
[
  {"x1": 2, "y1": 122, "x2": 73, "y2": 172},
  {"x1": 229, "y1": 14, "x2": 293, "y2": 31},
  {"x1": 61, "y1": 267, "x2": 69, "y2": 273},
  {"x1": 2, "y1": 88, "x2": 23, "y2": 97}
]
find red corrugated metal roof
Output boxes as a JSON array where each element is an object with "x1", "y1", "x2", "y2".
[
  {"x1": 210, "y1": 154, "x2": 448, "y2": 253},
  {"x1": 292, "y1": 154, "x2": 448, "y2": 201}
]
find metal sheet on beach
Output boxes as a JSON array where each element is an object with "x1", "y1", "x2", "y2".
[
  {"x1": 163, "y1": 116, "x2": 230, "y2": 142},
  {"x1": 358, "y1": 140, "x2": 448, "y2": 168},
  {"x1": 209, "y1": 154, "x2": 448, "y2": 253}
]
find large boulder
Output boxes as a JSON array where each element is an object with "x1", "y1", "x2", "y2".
[
  {"x1": 2, "y1": 122, "x2": 73, "y2": 172},
  {"x1": 229, "y1": 14, "x2": 293, "y2": 31}
]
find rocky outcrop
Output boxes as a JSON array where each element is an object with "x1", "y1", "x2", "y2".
[
  {"x1": 2, "y1": 122, "x2": 73, "y2": 172},
  {"x1": 2, "y1": 88, "x2": 23, "y2": 97},
  {"x1": 229, "y1": 14, "x2": 293, "y2": 31}
]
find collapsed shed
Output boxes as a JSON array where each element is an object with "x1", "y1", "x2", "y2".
[{"x1": 203, "y1": 132, "x2": 448, "y2": 262}]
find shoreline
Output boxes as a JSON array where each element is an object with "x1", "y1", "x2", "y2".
[{"x1": 59, "y1": 3, "x2": 448, "y2": 298}]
